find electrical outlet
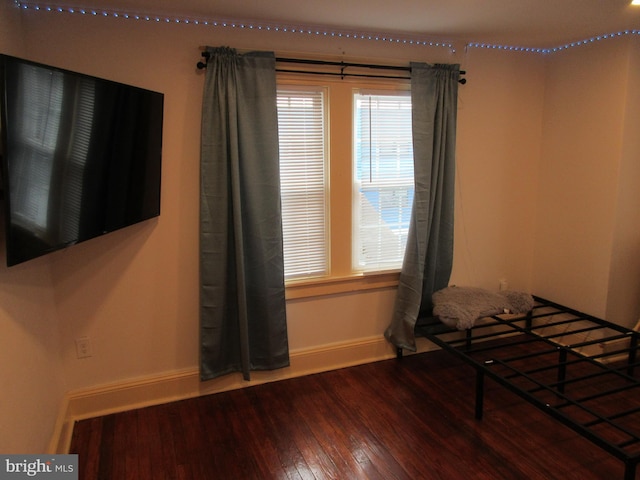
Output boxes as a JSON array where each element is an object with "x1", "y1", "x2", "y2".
[{"x1": 75, "y1": 337, "x2": 93, "y2": 359}]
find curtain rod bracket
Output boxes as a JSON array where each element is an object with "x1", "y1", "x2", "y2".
[{"x1": 197, "y1": 51, "x2": 209, "y2": 70}]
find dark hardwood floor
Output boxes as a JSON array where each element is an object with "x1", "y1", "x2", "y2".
[{"x1": 70, "y1": 347, "x2": 630, "y2": 479}]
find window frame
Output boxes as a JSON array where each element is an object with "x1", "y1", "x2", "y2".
[{"x1": 277, "y1": 73, "x2": 411, "y2": 299}]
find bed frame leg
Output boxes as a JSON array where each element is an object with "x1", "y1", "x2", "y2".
[
  {"x1": 475, "y1": 367, "x2": 485, "y2": 420},
  {"x1": 624, "y1": 460, "x2": 636, "y2": 480},
  {"x1": 557, "y1": 348, "x2": 567, "y2": 394},
  {"x1": 628, "y1": 333, "x2": 638, "y2": 377},
  {"x1": 396, "y1": 347, "x2": 403, "y2": 359}
]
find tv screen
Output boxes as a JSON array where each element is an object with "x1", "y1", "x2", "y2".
[{"x1": 0, "y1": 55, "x2": 163, "y2": 266}]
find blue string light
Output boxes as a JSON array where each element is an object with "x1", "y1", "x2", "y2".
[
  {"x1": 466, "y1": 42, "x2": 551, "y2": 54},
  {"x1": 12, "y1": 0, "x2": 456, "y2": 52},
  {"x1": 13, "y1": 0, "x2": 640, "y2": 55},
  {"x1": 467, "y1": 30, "x2": 640, "y2": 54}
]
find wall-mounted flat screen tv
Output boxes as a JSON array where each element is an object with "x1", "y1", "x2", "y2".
[{"x1": 0, "y1": 54, "x2": 164, "y2": 266}]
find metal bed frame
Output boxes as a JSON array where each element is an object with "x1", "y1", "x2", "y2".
[{"x1": 401, "y1": 296, "x2": 640, "y2": 479}]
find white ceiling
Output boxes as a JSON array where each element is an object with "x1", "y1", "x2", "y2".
[{"x1": 48, "y1": 0, "x2": 640, "y2": 48}]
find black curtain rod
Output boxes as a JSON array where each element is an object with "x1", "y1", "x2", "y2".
[
  {"x1": 275, "y1": 57, "x2": 411, "y2": 71},
  {"x1": 276, "y1": 69, "x2": 411, "y2": 80},
  {"x1": 196, "y1": 52, "x2": 467, "y2": 84}
]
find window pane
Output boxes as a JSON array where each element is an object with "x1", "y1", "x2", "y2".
[
  {"x1": 277, "y1": 88, "x2": 328, "y2": 280},
  {"x1": 353, "y1": 92, "x2": 413, "y2": 272}
]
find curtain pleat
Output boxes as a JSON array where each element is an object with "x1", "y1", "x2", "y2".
[
  {"x1": 200, "y1": 46, "x2": 289, "y2": 381},
  {"x1": 385, "y1": 63, "x2": 460, "y2": 351}
]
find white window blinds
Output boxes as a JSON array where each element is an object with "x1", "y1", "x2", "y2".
[
  {"x1": 277, "y1": 87, "x2": 328, "y2": 280},
  {"x1": 353, "y1": 92, "x2": 414, "y2": 272}
]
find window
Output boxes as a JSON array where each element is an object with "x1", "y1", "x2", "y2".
[
  {"x1": 277, "y1": 77, "x2": 412, "y2": 285},
  {"x1": 277, "y1": 87, "x2": 328, "y2": 280},
  {"x1": 353, "y1": 92, "x2": 413, "y2": 272}
]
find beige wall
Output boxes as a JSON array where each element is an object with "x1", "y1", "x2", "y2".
[
  {"x1": 0, "y1": 253, "x2": 64, "y2": 454},
  {"x1": 606, "y1": 36, "x2": 640, "y2": 327},
  {"x1": 534, "y1": 36, "x2": 639, "y2": 322},
  {"x1": 1, "y1": 2, "x2": 638, "y2": 453},
  {"x1": 0, "y1": 0, "x2": 67, "y2": 455},
  {"x1": 0, "y1": 0, "x2": 24, "y2": 56},
  {"x1": 451, "y1": 48, "x2": 544, "y2": 292}
]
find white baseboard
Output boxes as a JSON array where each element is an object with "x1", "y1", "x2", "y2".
[{"x1": 52, "y1": 335, "x2": 420, "y2": 453}]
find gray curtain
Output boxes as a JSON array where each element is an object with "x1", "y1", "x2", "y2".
[
  {"x1": 200, "y1": 46, "x2": 289, "y2": 381},
  {"x1": 385, "y1": 63, "x2": 460, "y2": 351}
]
